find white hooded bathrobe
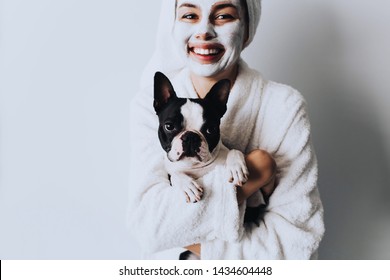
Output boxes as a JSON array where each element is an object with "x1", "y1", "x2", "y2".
[{"x1": 128, "y1": 0, "x2": 325, "y2": 259}]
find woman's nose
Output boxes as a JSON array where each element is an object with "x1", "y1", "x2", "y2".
[
  {"x1": 194, "y1": 22, "x2": 216, "y2": 41},
  {"x1": 195, "y1": 31, "x2": 215, "y2": 41}
]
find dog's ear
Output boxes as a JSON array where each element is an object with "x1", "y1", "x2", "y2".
[
  {"x1": 154, "y1": 72, "x2": 177, "y2": 113},
  {"x1": 204, "y1": 79, "x2": 231, "y2": 117}
]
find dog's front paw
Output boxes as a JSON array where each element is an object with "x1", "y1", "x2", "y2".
[
  {"x1": 170, "y1": 173, "x2": 204, "y2": 203},
  {"x1": 226, "y1": 149, "x2": 249, "y2": 186}
]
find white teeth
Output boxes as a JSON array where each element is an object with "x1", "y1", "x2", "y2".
[{"x1": 193, "y1": 48, "x2": 219, "y2": 55}]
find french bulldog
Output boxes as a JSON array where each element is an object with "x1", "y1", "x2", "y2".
[{"x1": 153, "y1": 71, "x2": 249, "y2": 203}]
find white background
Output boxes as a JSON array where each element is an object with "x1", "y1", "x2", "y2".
[{"x1": 1, "y1": 0, "x2": 389, "y2": 259}]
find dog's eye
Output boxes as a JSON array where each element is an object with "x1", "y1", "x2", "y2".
[
  {"x1": 206, "y1": 126, "x2": 217, "y2": 134},
  {"x1": 164, "y1": 123, "x2": 175, "y2": 131}
]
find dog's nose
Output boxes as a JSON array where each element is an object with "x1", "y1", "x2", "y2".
[{"x1": 181, "y1": 131, "x2": 201, "y2": 157}]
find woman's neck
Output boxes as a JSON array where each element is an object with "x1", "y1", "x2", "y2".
[{"x1": 190, "y1": 64, "x2": 239, "y2": 99}]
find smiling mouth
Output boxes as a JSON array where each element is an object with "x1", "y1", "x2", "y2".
[
  {"x1": 192, "y1": 48, "x2": 221, "y2": 55},
  {"x1": 188, "y1": 45, "x2": 225, "y2": 63}
]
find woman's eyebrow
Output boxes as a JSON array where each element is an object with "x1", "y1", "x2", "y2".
[
  {"x1": 212, "y1": 3, "x2": 237, "y2": 10},
  {"x1": 178, "y1": 3, "x2": 198, "y2": 9}
]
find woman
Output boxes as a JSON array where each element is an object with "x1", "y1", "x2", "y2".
[{"x1": 128, "y1": 0, "x2": 324, "y2": 259}]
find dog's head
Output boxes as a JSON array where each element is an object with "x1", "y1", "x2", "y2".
[{"x1": 153, "y1": 71, "x2": 230, "y2": 164}]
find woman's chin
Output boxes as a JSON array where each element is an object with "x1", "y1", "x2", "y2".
[{"x1": 188, "y1": 60, "x2": 224, "y2": 77}]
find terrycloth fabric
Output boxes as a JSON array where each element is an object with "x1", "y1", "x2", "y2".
[
  {"x1": 128, "y1": 72, "x2": 247, "y2": 258},
  {"x1": 128, "y1": 60, "x2": 325, "y2": 259},
  {"x1": 140, "y1": 0, "x2": 262, "y2": 88}
]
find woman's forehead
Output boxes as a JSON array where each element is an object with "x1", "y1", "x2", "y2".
[{"x1": 176, "y1": 0, "x2": 243, "y2": 10}]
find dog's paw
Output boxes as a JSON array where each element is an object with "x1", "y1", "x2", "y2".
[
  {"x1": 170, "y1": 173, "x2": 203, "y2": 203},
  {"x1": 226, "y1": 149, "x2": 249, "y2": 186}
]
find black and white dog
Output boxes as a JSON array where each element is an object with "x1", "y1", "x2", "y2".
[{"x1": 153, "y1": 71, "x2": 249, "y2": 204}]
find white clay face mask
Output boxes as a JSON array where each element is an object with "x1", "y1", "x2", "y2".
[{"x1": 173, "y1": 0, "x2": 246, "y2": 77}]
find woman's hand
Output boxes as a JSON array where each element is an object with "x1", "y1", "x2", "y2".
[{"x1": 185, "y1": 244, "x2": 201, "y2": 257}]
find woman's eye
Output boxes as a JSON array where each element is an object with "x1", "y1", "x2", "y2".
[
  {"x1": 215, "y1": 14, "x2": 234, "y2": 20},
  {"x1": 182, "y1": 13, "x2": 198, "y2": 20},
  {"x1": 164, "y1": 123, "x2": 175, "y2": 131}
]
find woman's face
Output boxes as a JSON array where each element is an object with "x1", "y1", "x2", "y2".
[{"x1": 173, "y1": 0, "x2": 247, "y2": 77}]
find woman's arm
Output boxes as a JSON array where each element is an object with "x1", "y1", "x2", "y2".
[
  {"x1": 201, "y1": 87, "x2": 324, "y2": 259},
  {"x1": 237, "y1": 149, "x2": 277, "y2": 205},
  {"x1": 185, "y1": 149, "x2": 277, "y2": 256}
]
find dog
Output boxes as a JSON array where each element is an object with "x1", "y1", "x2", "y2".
[
  {"x1": 153, "y1": 72, "x2": 266, "y2": 259},
  {"x1": 153, "y1": 71, "x2": 249, "y2": 203}
]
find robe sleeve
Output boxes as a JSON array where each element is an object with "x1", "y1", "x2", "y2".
[
  {"x1": 127, "y1": 90, "x2": 245, "y2": 255},
  {"x1": 202, "y1": 84, "x2": 325, "y2": 259}
]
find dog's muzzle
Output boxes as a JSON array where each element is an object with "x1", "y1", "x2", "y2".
[
  {"x1": 167, "y1": 130, "x2": 210, "y2": 162},
  {"x1": 181, "y1": 131, "x2": 202, "y2": 158}
]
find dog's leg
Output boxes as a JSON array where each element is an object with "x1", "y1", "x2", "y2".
[
  {"x1": 225, "y1": 149, "x2": 249, "y2": 186},
  {"x1": 170, "y1": 173, "x2": 203, "y2": 203}
]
